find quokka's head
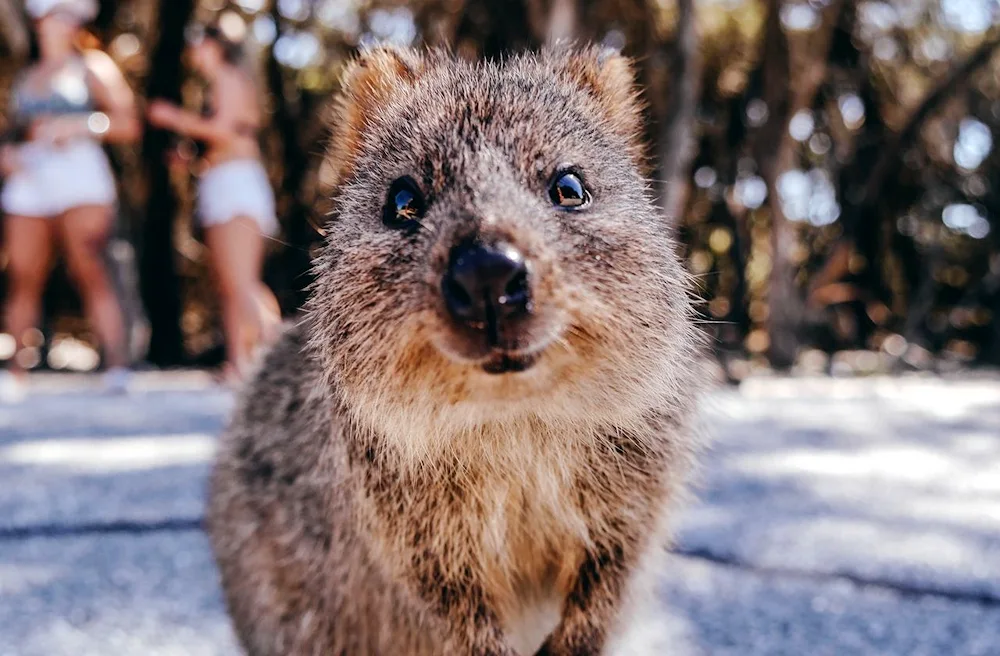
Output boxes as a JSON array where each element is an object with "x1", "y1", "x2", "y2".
[{"x1": 309, "y1": 46, "x2": 700, "y2": 438}]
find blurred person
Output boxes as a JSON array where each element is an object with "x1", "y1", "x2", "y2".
[
  {"x1": 147, "y1": 20, "x2": 279, "y2": 384},
  {"x1": 0, "y1": 0, "x2": 140, "y2": 399}
]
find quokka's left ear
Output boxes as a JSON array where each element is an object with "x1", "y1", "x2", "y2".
[{"x1": 547, "y1": 45, "x2": 647, "y2": 166}]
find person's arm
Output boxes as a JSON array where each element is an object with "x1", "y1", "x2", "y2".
[
  {"x1": 84, "y1": 49, "x2": 141, "y2": 143},
  {"x1": 147, "y1": 73, "x2": 249, "y2": 146},
  {"x1": 0, "y1": 144, "x2": 20, "y2": 177},
  {"x1": 0, "y1": 99, "x2": 22, "y2": 176}
]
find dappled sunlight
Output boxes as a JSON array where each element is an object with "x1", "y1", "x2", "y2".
[
  {"x1": 682, "y1": 377, "x2": 1000, "y2": 598},
  {"x1": 606, "y1": 585, "x2": 702, "y2": 656},
  {"x1": 0, "y1": 389, "x2": 230, "y2": 530},
  {"x1": 880, "y1": 496, "x2": 1000, "y2": 530},
  {"x1": 940, "y1": 0, "x2": 997, "y2": 33},
  {"x1": 0, "y1": 384, "x2": 232, "y2": 442},
  {"x1": 752, "y1": 519, "x2": 997, "y2": 586},
  {"x1": 660, "y1": 555, "x2": 1000, "y2": 656},
  {"x1": 730, "y1": 444, "x2": 998, "y2": 488},
  {"x1": 871, "y1": 381, "x2": 1000, "y2": 419},
  {"x1": 0, "y1": 434, "x2": 216, "y2": 474},
  {"x1": 0, "y1": 376, "x2": 995, "y2": 653},
  {"x1": 0, "y1": 563, "x2": 63, "y2": 596},
  {"x1": 0, "y1": 532, "x2": 240, "y2": 655}
]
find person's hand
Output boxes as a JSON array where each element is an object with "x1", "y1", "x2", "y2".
[
  {"x1": 0, "y1": 144, "x2": 21, "y2": 177},
  {"x1": 165, "y1": 146, "x2": 184, "y2": 170},
  {"x1": 148, "y1": 100, "x2": 183, "y2": 129}
]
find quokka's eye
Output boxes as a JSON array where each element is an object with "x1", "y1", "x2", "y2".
[
  {"x1": 548, "y1": 170, "x2": 591, "y2": 209},
  {"x1": 383, "y1": 176, "x2": 426, "y2": 229}
]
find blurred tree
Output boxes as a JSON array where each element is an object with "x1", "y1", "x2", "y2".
[
  {"x1": 658, "y1": 0, "x2": 702, "y2": 221},
  {"x1": 140, "y1": 0, "x2": 194, "y2": 366}
]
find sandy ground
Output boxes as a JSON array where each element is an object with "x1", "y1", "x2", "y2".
[{"x1": 1, "y1": 373, "x2": 998, "y2": 655}]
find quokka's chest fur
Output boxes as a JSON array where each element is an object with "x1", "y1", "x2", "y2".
[{"x1": 349, "y1": 425, "x2": 665, "y2": 650}]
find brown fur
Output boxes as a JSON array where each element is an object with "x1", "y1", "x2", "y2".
[{"x1": 207, "y1": 45, "x2": 705, "y2": 656}]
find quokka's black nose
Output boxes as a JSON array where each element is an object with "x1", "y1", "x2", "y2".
[{"x1": 442, "y1": 241, "x2": 531, "y2": 330}]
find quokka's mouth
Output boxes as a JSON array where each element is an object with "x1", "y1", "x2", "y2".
[
  {"x1": 480, "y1": 350, "x2": 540, "y2": 375},
  {"x1": 430, "y1": 314, "x2": 563, "y2": 375}
]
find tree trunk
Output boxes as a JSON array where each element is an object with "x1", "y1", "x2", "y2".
[
  {"x1": 751, "y1": 0, "x2": 797, "y2": 369},
  {"x1": 657, "y1": 0, "x2": 701, "y2": 221},
  {"x1": 454, "y1": 0, "x2": 539, "y2": 58},
  {"x1": 138, "y1": 0, "x2": 193, "y2": 367},
  {"x1": 764, "y1": 157, "x2": 800, "y2": 370},
  {"x1": 754, "y1": 0, "x2": 844, "y2": 369},
  {"x1": 94, "y1": 0, "x2": 124, "y2": 36},
  {"x1": 984, "y1": 265, "x2": 1000, "y2": 365},
  {"x1": 262, "y1": 6, "x2": 317, "y2": 315}
]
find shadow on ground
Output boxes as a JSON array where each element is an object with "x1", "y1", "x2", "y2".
[{"x1": 1, "y1": 375, "x2": 999, "y2": 655}]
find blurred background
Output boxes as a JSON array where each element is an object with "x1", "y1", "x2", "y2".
[
  {"x1": 1, "y1": 0, "x2": 999, "y2": 380},
  {"x1": 2, "y1": 3, "x2": 999, "y2": 654}
]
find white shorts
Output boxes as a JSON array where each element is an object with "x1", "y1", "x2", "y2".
[
  {"x1": 197, "y1": 159, "x2": 278, "y2": 236},
  {"x1": 1, "y1": 139, "x2": 116, "y2": 217}
]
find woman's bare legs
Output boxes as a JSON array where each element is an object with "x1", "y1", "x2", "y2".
[
  {"x1": 58, "y1": 204, "x2": 127, "y2": 370},
  {"x1": 2, "y1": 215, "x2": 54, "y2": 377},
  {"x1": 203, "y1": 217, "x2": 279, "y2": 381},
  {"x1": 255, "y1": 279, "x2": 281, "y2": 345}
]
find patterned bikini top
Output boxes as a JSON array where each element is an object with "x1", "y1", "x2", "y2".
[{"x1": 10, "y1": 57, "x2": 94, "y2": 125}]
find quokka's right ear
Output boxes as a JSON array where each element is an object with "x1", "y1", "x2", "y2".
[{"x1": 320, "y1": 47, "x2": 426, "y2": 191}]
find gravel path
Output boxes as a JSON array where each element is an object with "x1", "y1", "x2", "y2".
[{"x1": 1, "y1": 373, "x2": 998, "y2": 655}]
